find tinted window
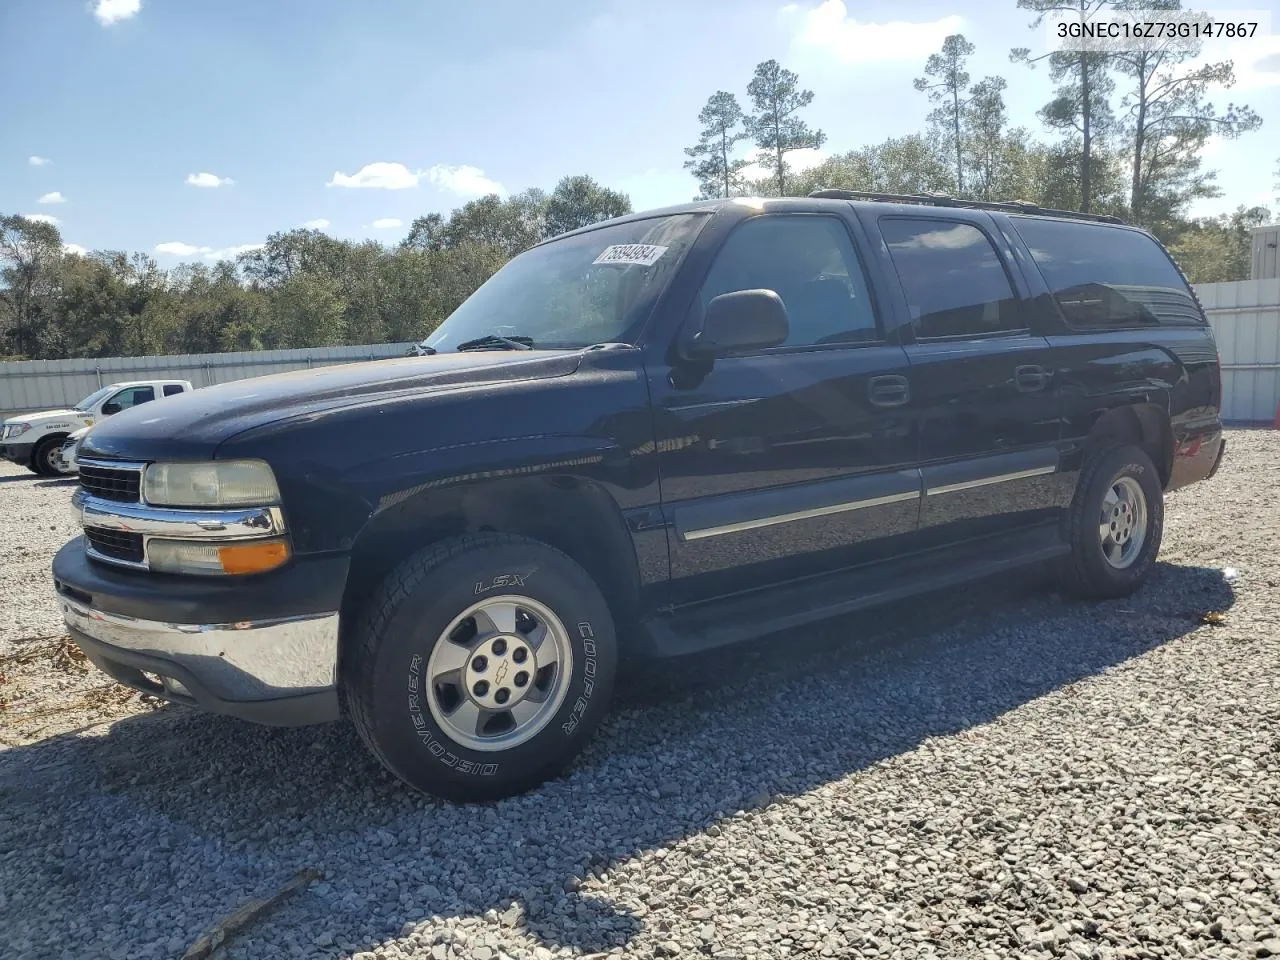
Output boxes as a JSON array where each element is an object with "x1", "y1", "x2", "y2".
[
  {"x1": 1012, "y1": 217, "x2": 1203, "y2": 327},
  {"x1": 109, "y1": 386, "x2": 155, "y2": 410},
  {"x1": 700, "y1": 215, "x2": 878, "y2": 347},
  {"x1": 163, "y1": 384, "x2": 185, "y2": 396},
  {"x1": 880, "y1": 218, "x2": 1022, "y2": 339}
]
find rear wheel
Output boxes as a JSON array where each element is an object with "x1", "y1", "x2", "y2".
[
  {"x1": 32, "y1": 436, "x2": 68, "y2": 477},
  {"x1": 343, "y1": 533, "x2": 617, "y2": 802},
  {"x1": 1060, "y1": 444, "x2": 1164, "y2": 599}
]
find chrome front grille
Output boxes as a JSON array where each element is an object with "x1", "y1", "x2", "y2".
[
  {"x1": 72, "y1": 486, "x2": 289, "y2": 572},
  {"x1": 78, "y1": 459, "x2": 143, "y2": 503},
  {"x1": 86, "y1": 528, "x2": 145, "y2": 564}
]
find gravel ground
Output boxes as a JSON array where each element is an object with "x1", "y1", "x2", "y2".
[{"x1": 1, "y1": 432, "x2": 1278, "y2": 960}]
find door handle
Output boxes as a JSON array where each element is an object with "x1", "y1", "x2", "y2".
[
  {"x1": 868, "y1": 375, "x2": 910, "y2": 408},
  {"x1": 1015, "y1": 365, "x2": 1051, "y2": 393}
]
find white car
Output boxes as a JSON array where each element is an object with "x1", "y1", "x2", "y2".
[
  {"x1": 0, "y1": 379, "x2": 193, "y2": 476},
  {"x1": 56, "y1": 426, "x2": 91, "y2": 475}
]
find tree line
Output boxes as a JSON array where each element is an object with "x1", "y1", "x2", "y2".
[
  {"x1": 1, "y1": 0, "x2": 1274, "y2": 361},
  {"x1": 0, "y1": 175, "x2": 630, "y2": 360},
  {"x1": 681, "y1": 0, "x2": 1270, "y2": 283}
]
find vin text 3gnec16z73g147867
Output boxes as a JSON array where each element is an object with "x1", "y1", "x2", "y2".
[{"x1": 51, "y1": 192, "x2": 1224, "y2": 802}]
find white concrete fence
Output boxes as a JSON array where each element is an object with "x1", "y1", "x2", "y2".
[
  {"x1": 1198, "y1": 279, "x2": 1280, "y2": 424},
  {"x1": 1, "y1": 279, "x2": 1277, "y2": 422},
  {"x1": 0, "y1": 342, "x2": 415, "y2": 418}
]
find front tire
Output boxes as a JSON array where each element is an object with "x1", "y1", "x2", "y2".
[
  {"x1": 343, "y1": 533, "x2": 617, "y2": 802},
  {"x1": 32, "y1": 436, "x2": 67, "y2": 477},
  {"x1": 1060, "y1": 443, "x2": 1164, "y2": 599}
]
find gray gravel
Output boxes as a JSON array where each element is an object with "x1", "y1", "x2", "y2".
[{"x1": 2, "y1": 432, "x2": 1278, "y2": 960}]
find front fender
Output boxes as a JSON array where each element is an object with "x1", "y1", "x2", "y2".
[{"x1": 217, "y1": 361, "x2": 661, "y2": 556}]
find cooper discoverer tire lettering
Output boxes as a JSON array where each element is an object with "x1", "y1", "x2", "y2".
[{"x1": 342, "y1": 533, "x2": 617, "y2": 802}]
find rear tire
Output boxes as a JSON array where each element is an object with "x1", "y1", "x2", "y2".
[
  {"x1": 343, "y1": 533, "x2": 617, "y2": 802},
  {"x1": 1059, "y1": 443, "x2": 1163, "y2": 599},
  {"x1": 32, "y1": 436, "x2": 67, "y2": 477}
]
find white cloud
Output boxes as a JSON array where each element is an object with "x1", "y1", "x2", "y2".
[
  {"x1": 186, "y1": 172, "x2": 235, "y2": 188},
  {"x1": 22, "y1": 213, "x2": 59, "y2": 225},
  {"x1": 94, "y1": 0, "x2": 141, "y2": 25},
  {"x1": 301, "y1": 218, "x2": 330, "y2": 230},
  {"x1": 38, "y1": 191, "x2": 66, "y2": 204},
  {"x1": 1190, "y1": 34, "x2": 1280, "y2": 93},
  {"x1": 155, "y1": 241, "x2": 262, "y2": 259},
  {"x1": 739, "y1": 146, "x2": 830, "y2": 184},
  {"x1": 785, "y1": 0, "x2": 964, "y2": 65},
  {"x1": 205, "y1": 243, "x2": 263, "y2": 260},
  {"x1": 425, "y1": 164, "x2": 506, "y2": 197},
  {"x1": 1200, "y1": 136, "x2": 1226, "y2": 159},
  {"x1": 893, "y1": 224, "x2": 987, "y2": 251},
  {"x1": 63, "y1": 243, "x2": 89, "y2": 256},
  {"x1": 155, "y1": 241, "x2": 211, "y2": 257},
  {"x1": 328, "y1": 162, "x2": 421, "y2": 189},
  {"x1": 369, "y1": 218, "x2": 403, "y2": 229},
  {"x1": 28, "y1": 155, "x2": 51, "y2": 166},
  {"x1": 327, "y1": 161, "x2": 505, "y2": 195}
]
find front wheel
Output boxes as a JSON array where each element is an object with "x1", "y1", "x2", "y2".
[
  {"x1": 343, "y1": 533, "x2": 617, "y2": 802},
  {"x1": 32, "y1": 436, "x2": 68, "y2": 477},
  {"x1": 1060, "y1": 443, "x2": 1164, "y2": 599}
]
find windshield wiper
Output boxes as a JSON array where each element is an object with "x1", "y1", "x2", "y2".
[{"x1": 455, "y1": 334, "x2": 535, "y2": 352}]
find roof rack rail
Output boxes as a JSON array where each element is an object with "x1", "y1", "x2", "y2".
[{"x1": 807, "y1": 189, "x2": 1125, "y2": 225}]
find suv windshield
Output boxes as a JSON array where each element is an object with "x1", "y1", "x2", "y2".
[
  {"x1": 73, "y1": 387, "x2": 113, "y2": 412},
  {"x1": 424, "y1": 213, "x2": 705, "y2": 352}
]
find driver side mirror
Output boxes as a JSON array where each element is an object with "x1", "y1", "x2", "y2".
[
  {"x1": 101, "y1": 402, "x2": 121, "y2": 416},
  {"x1": 682, "y1": 289, "x2": 789, "y2": 361}
]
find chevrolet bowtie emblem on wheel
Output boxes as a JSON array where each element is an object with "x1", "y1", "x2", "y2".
[{"x1": 493, "y1": 661, "x2": 509, "y2": 685}]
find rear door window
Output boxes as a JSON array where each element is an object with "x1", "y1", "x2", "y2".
[
  {"x1": 1010, "y1": 217, "x2": 1204, "y2": 327},
  {"x1": 879, "y1": 218, "x2": 1023, "y2": 339},
  {"x1": 162, "y1": 384, "x2": 185, "y2": 397}
]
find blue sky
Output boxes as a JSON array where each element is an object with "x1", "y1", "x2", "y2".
[{"x1": 3, "y1": 0, "x2": 1278, "y2": 262}]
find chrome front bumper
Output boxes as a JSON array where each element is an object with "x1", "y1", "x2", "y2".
[{"x1": 59, "y1": 594, "x2": 340, "y2": 725}]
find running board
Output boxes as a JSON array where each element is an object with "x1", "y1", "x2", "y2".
[{"x1": 639, "y1": 525, "x2": 1068, "y2": 658}]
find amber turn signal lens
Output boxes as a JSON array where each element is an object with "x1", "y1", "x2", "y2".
[{"x1": 217, "y1": 540, "x2": 290, "y2": 575}]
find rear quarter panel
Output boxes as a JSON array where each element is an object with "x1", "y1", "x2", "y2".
[
  {"x1": 1043, "y1": 328, "x2": 1222, "y2": 492},
  {"x1": 994, "y1": 214, "x2": 1223, "y2": 495}
]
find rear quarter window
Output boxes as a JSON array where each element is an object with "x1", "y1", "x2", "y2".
[
  {"x1": 162, "y1": 384, "x2": 185, "y2": 396},
  {"x1": 1010, "y1": 217, "x2": 1204, "y2": 328}
]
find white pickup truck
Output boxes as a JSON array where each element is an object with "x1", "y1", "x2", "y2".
[{"x1": 0, "y1": 379, "x2": 194, "y2": 475}]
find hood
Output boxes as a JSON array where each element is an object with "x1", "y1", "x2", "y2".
[
  {"x1": 81, "y1": 349, "x2": 583, "y2": 461},
  {"x1": 3, "y1": 409, "x2": 85, "y2": 427}
]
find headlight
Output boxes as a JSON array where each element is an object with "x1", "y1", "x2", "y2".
[
  {"x1": 143, "y1": 460, "x2": 280, "y2": 507},
  {"x1": 149, "y1": 538, "x2": 291, "y2": 576},
  {"x1": 3, "y1": 423, "x2": 30, "y2": 439}
]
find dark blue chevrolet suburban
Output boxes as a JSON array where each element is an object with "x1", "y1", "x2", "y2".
[{"x1": 52, "y1": 191, "x2": 1225, "y2": 801}]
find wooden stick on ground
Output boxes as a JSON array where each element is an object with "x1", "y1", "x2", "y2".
[
  {"x1": 182, "y1": 867, "x2": 323, "y2": 960},
  {"x1": 0, "y1": 648, "x2": 51, "y2": 667},
  {"x1": 0, "y1": 634, "x2": 74, "y2": 666}
]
